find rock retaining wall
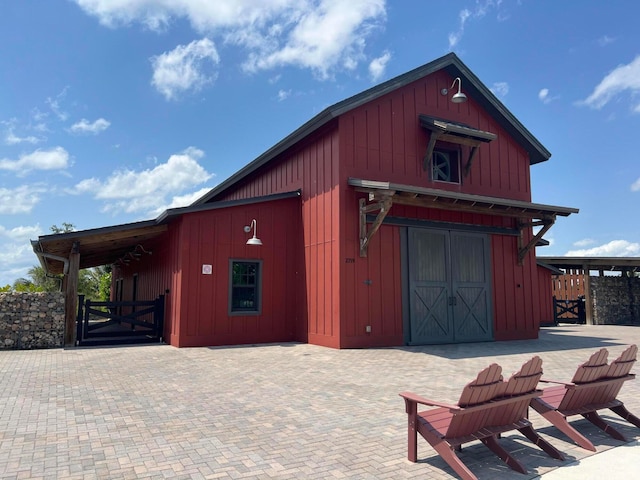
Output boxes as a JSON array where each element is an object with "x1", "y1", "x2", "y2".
[
  {"x1": 0, "y1": 292, "x2": 65, "y2": 349},
  {"x1": 591, "y1": 276, "x2": 640, "y2": 325}
]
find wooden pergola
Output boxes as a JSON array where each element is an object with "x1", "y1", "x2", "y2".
[
  {"x1": 538, "y1": 256, "x2": 640, "y2": 325},
  {"x1": 31, "y1": 221, "x2": 168, "y2": 346}
]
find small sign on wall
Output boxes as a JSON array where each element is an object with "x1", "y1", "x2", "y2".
[{"x1": 202, "y1": 264, "x2": 213, "y2": 275}]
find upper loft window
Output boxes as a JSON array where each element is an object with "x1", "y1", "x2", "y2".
[
  {"x1": 432, "y1": 148, "x2": 461, "y2": 184},
  {"x1": 419, "y1": 115, "x2": 496, "y2": 183}
]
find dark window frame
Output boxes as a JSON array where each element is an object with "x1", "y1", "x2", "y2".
[
  {"x1": 432, "y1": 146, "x2": 461, "y2": 184},
  {"x1": 228, "y1": 259, "x2": 262, "y2": 316}
]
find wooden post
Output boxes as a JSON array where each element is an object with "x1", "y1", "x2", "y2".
[
  {"x1": 582, "y1": 265, "x2": 594, "y2": 325},
  {"x1": 64, "y1": 242, "x2": 80, "y2": 347}
]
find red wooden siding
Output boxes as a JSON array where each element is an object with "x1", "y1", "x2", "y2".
[
  {"x1": 190, "y1": 69, "x2": 546, "y2": 347},
  {"x1": 114, "y1": 197, "x2": 304, "y2": 347},
  {"x1": 214, "y1": 125, "x2": 343, "y2": 348},
  {"x1": 490, "y1": 233, "x2": 541, "y2": 341},
  {"x1": 340, "y1": 70, "x2": 531, "y2": 201},
  {"x1": 537, "y1": 266, "x2": 555, "y2": 326}
]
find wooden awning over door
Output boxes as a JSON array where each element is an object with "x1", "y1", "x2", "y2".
[{"x1": 348, "y1": 178, "x2": 579, "y2": 260}]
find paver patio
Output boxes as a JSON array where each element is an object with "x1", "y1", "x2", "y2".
[{"x1": 1, "y1": 325, "x2": 639, "y2": 479}]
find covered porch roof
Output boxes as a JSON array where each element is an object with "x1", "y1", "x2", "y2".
[
  {"x1": 538, "y1": 256, "x2": 640, "y2": 273},
  {"x1": 348, "y1": 178, "x2": 579, "y2": 261}
]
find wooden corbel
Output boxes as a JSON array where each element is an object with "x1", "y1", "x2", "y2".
[
  {"x1": 422, "y1": 131, "x2": 442, "y2": 171},
  {"x1": 359, "y1": 193, "x2": 394, "y2": 257},
  {"x1": 517, "y1": 216, "x2": 555, "y2": 265}
]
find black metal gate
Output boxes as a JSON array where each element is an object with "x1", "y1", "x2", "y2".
[
  {"x1": 76, "y1": 295, "x2": 165, "y2": 346},
  {"x1": 552, "y1": 297, "x2": 586, "y2": 325}
]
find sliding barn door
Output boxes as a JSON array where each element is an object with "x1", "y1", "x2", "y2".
[{"x1": 408, "y1": 228, "x2": 493, "y2": 344}]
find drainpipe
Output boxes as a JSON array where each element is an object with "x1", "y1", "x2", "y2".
[{"x1": 32, "y1": 240, "x2": 70, "y2": 275}]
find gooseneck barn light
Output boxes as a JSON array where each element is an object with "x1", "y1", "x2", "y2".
[
  {"x1": 440, "y1": 77, "x2": 468, "y2": 103},
  {"x1": 243, "y1": 219, "x2": 263, "y2": 246}
]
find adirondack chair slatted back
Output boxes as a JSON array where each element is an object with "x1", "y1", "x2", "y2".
[
  {"x1": 589, "y1": 344, "x2": 638, "y2": 404},
  {"x1": 447, "y1": 364, "x2": 503, "y2": 437},
  {"x1": 502, "y1": 356, "x2": 543, "y2": 396},
  {"x1": 457, "y1": 363, "x2": 503, "y2": 407},
  {"x1": 485, "y1": 357, "x2": 543, "y2": 427},
  {"x1": 606, "y1": 344, "x2": 637, "y2": 378},
  {"x1": 559, "y1": 348, "x2": 610, "y2": 411},
  {"x1": 570, "y1": 348, "x2": 609, "y2": 383}
]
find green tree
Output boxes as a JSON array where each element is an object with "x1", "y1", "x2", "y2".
[
  {"x1": 50, "y1": 223, "x2": 75, "y2": 234},
  {"x1": 9, "y1": 222, "x2": 112, "y2": 301}
]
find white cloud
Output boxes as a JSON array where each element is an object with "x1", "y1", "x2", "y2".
[
  {"x1": 149, "y1": 187, "x2": 213, "y2": 217},
  {"x1": 580, "y1": 56, "x2": 640, "y2": 111},
  {"x1": 0, "y1": 224, "x2": 44, "y2": 287},
  {"x1": 369, "y1": 51, "x2": 391, "y2": 82},
  {"x1": 151, "y1": 38, "x2": 220, "y2": 100},
  {"x1": 46, "y1": 86, "x2": 70, "y2": 121},
  {"x1": 74, "y1": 0, "x2": 386, "y2": 80},
  {"x1": 277, "y1": 89, "x2": 292, "y2": 101},
  {"x1": 490, "y1": 81, "x2": 509, "y2": 98},
  {"x1": 72, "y1": 147, "x2": 214, "y2": 215},
  {"x1": 573, "y1": 238, "x2": 596, "y2": 248},
  {"x1": 242, "y1": 0, "x2": 386, "y2": 79},
  {"x1": 448, "y1": 1, "x2": 504, "y2": 50},
  {"x1": 566, "y1": 240, "x2": 640, "y2": 257},
  {"x1": 69, "y1": 118, "x2": 111, "y2": 134},
  {"x1": 0, "y1": 147, "x2": 70, "y2": 176},
  {"x1": 5, "y1": 130, "x2": 40, "y2": 145},
  {"x1": 597, "y1": 35, "x2": 615, "y2": 47},
  {"x1": 538, "y1": 88, "x2": 559, "y2": 104},
  {"x1": 0, "y1": 186, "x2": 45, "y2": 214},
  {"x1": 2, "y1": 119, "x2": 43, "y2": 145},
  {"x1": 631, "y1": 177, "x2": 640, "y2": 191}
]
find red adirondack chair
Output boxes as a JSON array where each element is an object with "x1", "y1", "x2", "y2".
[
  {"x1": 530, "y1": 345, "x2": 640, "y2": 451},
  {"x1": 400, "y1": 357, "x2": 563, "y2": 480}
]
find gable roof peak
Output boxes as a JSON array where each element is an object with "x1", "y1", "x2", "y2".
[{"x1": 194, "y1": 52, "x2": 549, "y2": 205}]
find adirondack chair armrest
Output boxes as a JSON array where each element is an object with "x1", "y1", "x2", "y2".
[
  {"x1": 399, "y1": 391, "x2": 459, "y2": 412},
  {"x1": 539, "y1": 378, "x2": 574, "y2": 386}
]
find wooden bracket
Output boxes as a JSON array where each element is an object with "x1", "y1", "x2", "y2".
[
  {"x1": 518, "y1": 216, "x2": 555, "y2": 265},
  {"x1": 422, "y1": 132, "x2": 442, "y2": 171},
  {"x1": 464, "y1": 145, "x2": 478, "y2": 177},
  {"x1": 359, "y1": 194, "x2": 394, "y2": 257}
]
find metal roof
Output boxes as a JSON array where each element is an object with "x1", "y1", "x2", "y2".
[
  {"x1": 348, "y1": 178, "x2": 578, "y2": 219},
  {"x1": 194, "y1": 52, "x2": 551, "y2": 206},
  {"x1": 32, "y1": 191, "x2": 301, "y2": 275},
  {"x1": 538, "y1": 257, "x2": 640, "y2": 272}
]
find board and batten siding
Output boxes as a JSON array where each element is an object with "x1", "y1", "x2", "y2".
[
  {"x1": 339, "y1": 70, "x2": 531, "y2": 201},
  {"x1": 213, "y1": 126, "x2": 341, "y2": 347},
  {"x1": 204, "y1": 69, "x2": 545, "y2": 346}
]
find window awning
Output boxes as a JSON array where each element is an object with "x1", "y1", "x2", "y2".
[
  {"x1": 419, "y1": 115, "x2": 497, "y2": 176},
  {"x1": 348, "y1": 178, "x2": 579, "y2": 261}
]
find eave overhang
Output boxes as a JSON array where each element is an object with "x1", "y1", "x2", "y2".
[
  {"x1": 32, "y1": 190, "x2": 301, "y2": 275},
  {"x1": 419, "y1": 114, "x2": 497, "y2": 176},
  {"x1": 538, "y1": 257, "x2": 640, "y2": 273}
]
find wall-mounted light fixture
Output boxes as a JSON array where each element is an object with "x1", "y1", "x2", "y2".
[
  {"x1": 244, "y1": 219, "x2": 263, "y2": 246},
  {"x1": 114, "y1": 244, "x2": 152, "y2": 267},
  {"x1": 440, "y1": 77, "x2": 467, "y2": 103}
]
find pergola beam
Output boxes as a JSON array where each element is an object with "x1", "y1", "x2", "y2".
[{"x1": 64, "y1": 242, "x2": 80, "y2": 347}]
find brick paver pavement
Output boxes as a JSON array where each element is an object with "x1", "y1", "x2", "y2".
[{"x1": 1, "y1": 325, "x2": 639, "y2": 479}]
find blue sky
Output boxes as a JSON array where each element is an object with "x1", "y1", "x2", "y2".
[{"x1": 1, "y1": 0, "x2": 639, "y2": 286}]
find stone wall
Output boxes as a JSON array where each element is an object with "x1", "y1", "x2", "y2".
[
  {"x1": 591, "y1": 276, "x2": 640, "y2": 325},
  {"x1": 0, "y1": 292, "x2": 65, "y2": 349}
]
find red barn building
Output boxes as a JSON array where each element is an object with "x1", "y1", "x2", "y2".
[{"x1": 32, "y1": 53, "x2": 578, "y2": 348}]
